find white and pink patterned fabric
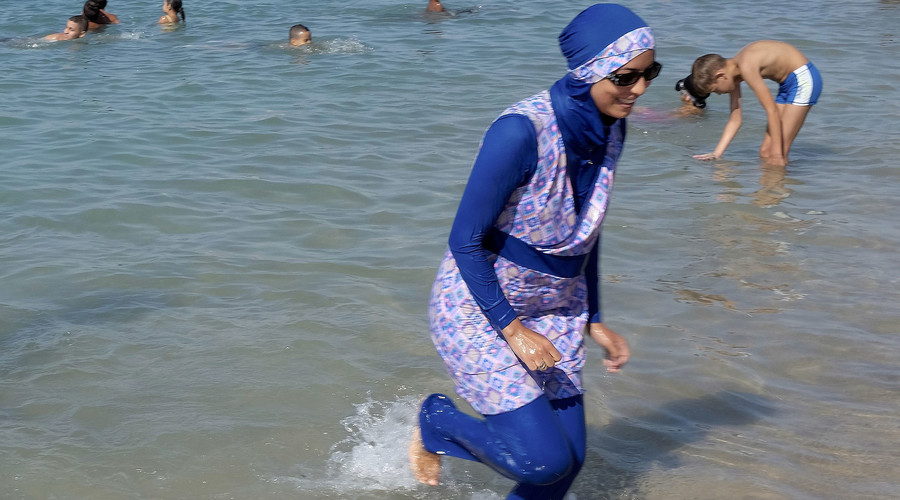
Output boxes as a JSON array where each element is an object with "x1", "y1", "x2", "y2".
[{"x1": 568, "y1": 27, "x2": 655, "y2": 84}]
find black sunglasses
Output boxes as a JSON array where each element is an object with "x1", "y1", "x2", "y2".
[{"x1": 606, "y1": 61, "x2": 662, "y2": 87}]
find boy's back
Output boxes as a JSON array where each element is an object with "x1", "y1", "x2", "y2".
[{"x1": 731, "y1": 40, "x2": 809, "y2": 85}]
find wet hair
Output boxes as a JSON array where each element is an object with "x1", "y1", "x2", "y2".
[
  {"x1": 69, "y1": 14, "x2": 89, "y2": 34},
  {"x1": 165, "y1": 0, "x2": 186, "y2": 21},
  {"x1": 691, "y1": 54, "x2": 727, "y2": 95},
  {"x1": 82, "y1": 0, "x2": 103, "y2": 23},
  {"x1": 675, "y1": 74, "x2": 708, "y2": 108},
  {"x1": 289, "y1": 23, "x2": 310, "y2": 40}
]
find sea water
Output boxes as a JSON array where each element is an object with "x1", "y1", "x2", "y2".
[{"x1": 1, "y1": 0, "x2": 898, "y2": 498}]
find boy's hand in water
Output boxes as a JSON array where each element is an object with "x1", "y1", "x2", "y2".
[
  {"x1": 588, "y1": 323, "x2": 630, "y2": 373},
  {"x1": 693, "y1": 152, "x2": 720, "y2": 161},
  {"x1": 501, "y1": 319, "x2": 561, "y2": 372}
]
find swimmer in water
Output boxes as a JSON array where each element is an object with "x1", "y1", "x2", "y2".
[
  {"x1": 158, "y1": 0, "x2": 186, "y2": 24},
  {"x1": 426, "y1": 0, "x2": 444, "y2": 12},
  {"x1": 44, "y1": 15, "x2": 89, "y2": 41},
  {"x1": 289, "y1": 23, "x2": 311, "y2": 46}
]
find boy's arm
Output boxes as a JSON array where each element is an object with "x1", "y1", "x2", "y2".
[
  {"x1": 694, "y1": 87, "x2": 742, "y2": 160},
  {"x1": 742, "y1": 65, "x2": 786, "y2": 166}
]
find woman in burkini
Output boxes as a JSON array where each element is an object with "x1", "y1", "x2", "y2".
[
  {"x1": 158, "y1": 0, "x2": 185, "y2": 24},
  {"x1": 409, "y1": 3, "x2": 658, "y2": 498}
]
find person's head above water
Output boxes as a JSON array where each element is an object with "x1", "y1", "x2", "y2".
[
  {"x1": 557, "y1": 3, "x2": 660, "y2": 120},
  {"x1": 426, "y1": 0, "x2": 444, "y2": 12},
  {"x1": 675, "y1": 74, "x2": 708, "y2": 108},
  {"x1": 67, "y1": 15, "x2": 89, "y2": 39},
  {"x1": 82, "y1": 0, "x2": 104, "y2": 24},
  {"x1": 46, "y1": 14, "x2": 88, "y2": 40},
  {"x1": 159, "y1": 0, "x2": 185, "y2": 23},
  {"x1": 289, "y1": 23, "x2": 311, "y2": 46}
]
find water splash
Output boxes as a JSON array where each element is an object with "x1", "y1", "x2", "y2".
[{"x1": 328, "y1": 395, "x2": 421, "y2": 491}]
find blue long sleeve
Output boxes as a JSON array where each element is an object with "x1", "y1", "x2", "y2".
[{"x1": 448, "y1": 115, "x2": 537, "y2": 331}]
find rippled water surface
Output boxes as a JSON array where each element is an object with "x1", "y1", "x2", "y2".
[{"x1": 2, "y1": 0, "x2": 898, "y2": 498}]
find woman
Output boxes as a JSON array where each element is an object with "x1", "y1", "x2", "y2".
[
  {"x1": 158, "y1": 0, "x2": 185, "y2": 24},
  {"x1": 409, "y1": 4, "x2": 660, "y2": 498},
  {"x1": 82, "y1": 0, "x2": 119, "y2": 29}
]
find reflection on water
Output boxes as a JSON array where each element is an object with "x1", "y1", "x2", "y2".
[{"x1": 711, "y1": 161, "x2": 798, "y2": 208}]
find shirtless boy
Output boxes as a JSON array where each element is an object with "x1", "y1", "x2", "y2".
[
  {"x1": 44, "y1": 15, "x2": 88, "y2": 41},
  {"x1": 690, "y1": 40, "x2": 823, "y2": 167}
]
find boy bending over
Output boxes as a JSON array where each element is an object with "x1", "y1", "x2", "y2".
[{"x1": 691, "y1": 40, "x2": 822, "y2": 166}]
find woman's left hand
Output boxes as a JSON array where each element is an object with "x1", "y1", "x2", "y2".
[{"x1": 587, "y1": 323, "x2": 630, "y2": 373}]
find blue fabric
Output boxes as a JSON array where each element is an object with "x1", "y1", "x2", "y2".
[
  {"x1": 419, "y1": 393, "x2": 586, "y2": 498},
  {"x1": 482, "y1": 229, "x2": 592, "y2": 278},
  {"x1": 775, "y1": 62, "x2": 822, "y2": 106},
  {"x1": 559, "y1": 3, "x2": 651, "y2": 70},
  {"x1": 447, "y1": 115, "x2": 537, "y2": 331}
]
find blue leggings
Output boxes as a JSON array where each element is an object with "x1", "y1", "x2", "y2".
[{"x1": 419, "y1": 393, "x2": 586, "y2": 499}]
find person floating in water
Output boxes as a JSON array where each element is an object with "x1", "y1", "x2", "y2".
[
  {"x1": 158, "y1": 0, "x2": 185, "y2": 24},
  {"x1": 83, "y1": 0, "x2": 119, "y2": 29},
  {"x1": 409, "y1": 3, "x2": 654, "y2": 497},
  {"x1": 689, "y1": 40, "x2": 823, "y2": 167},
  {"x1": 44, "y1": 15, "x2": 89, "y2": 41},
  {"x1": 289, "y1": 23, "x2": 311, "y2": 46},
  {"x1": 426, "y1": 0, "x2": 444, "y2": 12}
]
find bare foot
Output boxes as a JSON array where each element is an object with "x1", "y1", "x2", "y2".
[{"x1": 408, "y1": 427, "x2": 441, "y2": 486}]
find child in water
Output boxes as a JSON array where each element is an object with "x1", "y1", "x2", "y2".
[
  {"x1": 289, "y1": 24, "x2": 311, "y2": 46},
  {"x1": 690, "y1": 40, "x2": 822, "y2": 166},
  {"x1": 159, "y1": 0, "x2": 185, "y2": 24},
  {"x1": 44, "y1": 15, "x2": 88, "y2": 41}
]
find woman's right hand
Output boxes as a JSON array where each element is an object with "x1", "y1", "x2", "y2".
[{"x1": 500, "y1": 319, "x2": 561, "y2": 372}]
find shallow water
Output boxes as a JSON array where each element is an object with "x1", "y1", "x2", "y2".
[{"x1": 1, "y1": 0, "x2": 898, "y2": 498}]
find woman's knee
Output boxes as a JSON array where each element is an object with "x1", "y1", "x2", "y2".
[{"x1": 514, "y1": 444, "x2": 576, "y2": 485}]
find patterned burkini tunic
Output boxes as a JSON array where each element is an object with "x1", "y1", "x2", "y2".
[{"x1": 429, "y1": 90, "x2": 624, "y2": 415}]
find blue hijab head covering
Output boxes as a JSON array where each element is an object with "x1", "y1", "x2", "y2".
[{"x1": 549, "y1": 4, "x2": 655, "y2": 155}]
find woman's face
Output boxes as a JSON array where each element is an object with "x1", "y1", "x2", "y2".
[{"x1": 589, "y1": 50, "x2": 656, "y2": 119}]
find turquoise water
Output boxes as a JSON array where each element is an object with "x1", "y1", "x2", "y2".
[{"x1": 2, "y1": 0, "x2": 898, "y2": 498}]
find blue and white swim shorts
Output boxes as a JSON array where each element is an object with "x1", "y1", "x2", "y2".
[{"x1": 776, "y1": 62, "x2": 822, "y2": 106}]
